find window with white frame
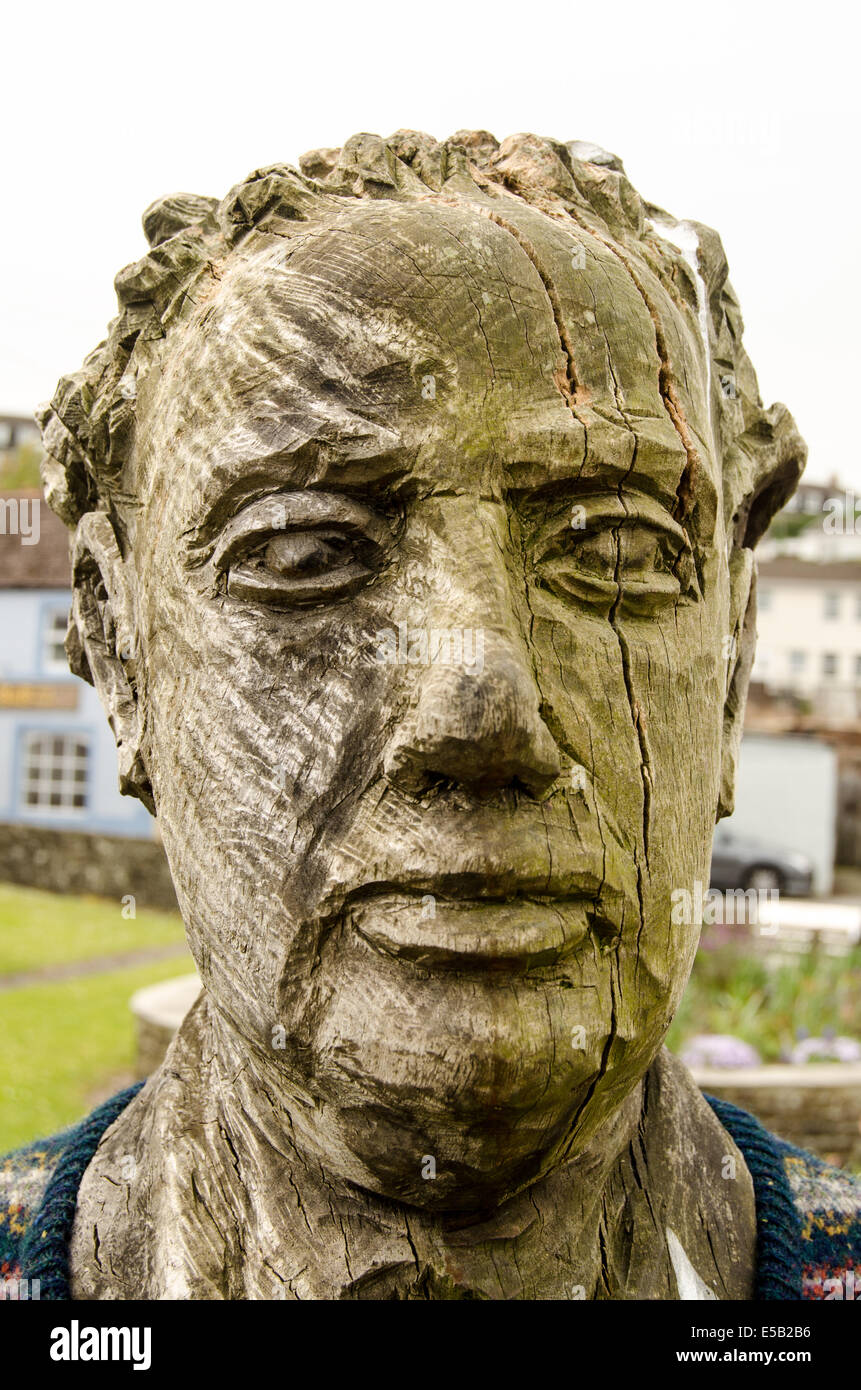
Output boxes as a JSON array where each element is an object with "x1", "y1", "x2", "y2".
[
  {"x1": 42, "y1": 606, "x2": 69, "y2": 672},
  {"x1": 790, "y1": 649, "x2": 806, "y2": 672},
  {"x1": 823, "y1": 652, "x2": 839, "y2": 678},
  {"x1": 824, "y1": 591, "x2": 841, "y2": 620},
  {"x1": 758, "y1": 587, "x2": 773, "y2": 612},
  {"x1": 20, "y1": 733, "x2": 89, "y2": 811}
]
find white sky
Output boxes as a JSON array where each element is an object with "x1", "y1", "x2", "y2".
[{"x1": 2, "y1": 0, "x2": 858, "y2": 485}]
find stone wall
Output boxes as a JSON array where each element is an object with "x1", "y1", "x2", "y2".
[
  {"x1": 692, "y1": 1063, "x2": 861, "y2": 1169},
  {"x1": 0, "y1": 821, "x2": 178, "y2": 911},
  {"x1": 131, "y1": 973, "x2": 200, "y2": 1077}
]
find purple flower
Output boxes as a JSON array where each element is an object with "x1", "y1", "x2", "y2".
[
  {"x1": 679, "y1": 1034, "x2": 761, "y2": 1068},
  {"x1": 789, "y1": 1035, "x2": 861, "y2": 1064}
]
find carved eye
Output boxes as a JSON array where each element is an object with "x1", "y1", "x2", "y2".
[
  {"x1": 212, "y1": 493, "x2": 390, "y2": 608},
  {"x1": 227, "y1": 528, "x2": 375, "y2": 605},
  {"x1": 262, "y1": 532, "x2": 355, "y2": 576},
  {"x1": 533, "y1": 499, "x2": 700, "y2": 614}
]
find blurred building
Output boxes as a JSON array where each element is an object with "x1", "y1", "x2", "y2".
[
  {"x1": 0, "y1": 489, "x2": 151, "y2": 836},
  {"x1": 753, "y1": 558, "x2": 861, "y2": 720},
  {"x1": 758, "y1": 475, "x2": 861, "y2": 564},
  {"x1": 724, "y1": 732, "x2": 837, "y2": 894},
  {"x1": 780, "y1": 478, "x2": 839, "y2": 518},
  {"x1": 0, "y1": 413, "x2": 40, "y2": 454}
]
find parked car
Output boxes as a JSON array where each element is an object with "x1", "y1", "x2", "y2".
[{"x1": 709, "y1": 826, "x2": 814, "y2": 896}]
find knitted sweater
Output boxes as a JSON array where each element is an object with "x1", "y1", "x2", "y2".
[{"x1": 1, "y1": 1085, "x2": 859, "y2": 1300}]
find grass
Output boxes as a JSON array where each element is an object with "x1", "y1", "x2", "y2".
[
  {"x1": 667, "y1": 943, "x2": 861, "y2": 1063},
  {"x1": 0, "y1": 957, "x2": 195, "y2": 1151},
  {"x1": 0, "y1": 883, "x2": 186, "y2": 975},
  {"x1": 0, "y1": 884, "x2": 193, "y2": 1151},
  {"x1": 0, "y1": 442, "x2": 42, "y2": 491}
]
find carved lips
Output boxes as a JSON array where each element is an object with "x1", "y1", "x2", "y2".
[{"x1": 345, "y1": 888, "x2": 622, "y2": 971}]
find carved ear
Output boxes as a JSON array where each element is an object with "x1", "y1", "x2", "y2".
[
  {"x1": 716, "y1": 396, "x2": 805, "y2": 821},
  {"x1": 69, "y1": 512, "x2": 155, "y2": 814},
  {"x1": 717, "y1": 547, "x2": 756, "y2": 821}
]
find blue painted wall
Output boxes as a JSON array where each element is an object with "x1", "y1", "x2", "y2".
[{"x1": 0, "y1": 588, "x2": 153, "y2": 837}]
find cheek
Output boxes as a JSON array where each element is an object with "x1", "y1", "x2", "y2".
[
  {"x1": 140, "y1": 586, "x2": 399, "y2": 1027},
  {"x1": 619, "y1": 597, "x2": 726, "y2": 1020},
  {"x1": 516, "y1": 590, "x2": 724, "y2": 1068}
]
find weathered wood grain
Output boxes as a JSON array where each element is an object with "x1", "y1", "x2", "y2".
[{"x1": 38, "y1": 130, "x2": 804, "y2": 1299}]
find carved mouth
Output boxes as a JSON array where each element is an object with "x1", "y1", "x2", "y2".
[{"x1": 345, "y1": 890, "x2": 618, "y2": 970}]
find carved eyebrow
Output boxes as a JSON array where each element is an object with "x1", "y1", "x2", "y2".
[
  {"x1": 208, "y1": 403, "x2": 407, "y2": 476},
  {"x1": 503, "y1": 412, "x2": 720, "y2": 528},
  {"x1": 508, "y1": 456, "x2": 718, "y2": 549},
  {"x1": 183, "y1": 422, "x2": 414, "y2": 549},
  {"x1": 530, "y1": 490, "x2": 692, "y2": 548},
  {"x1": 507, "y1": 470, "x2": 684, "y2": 519}
]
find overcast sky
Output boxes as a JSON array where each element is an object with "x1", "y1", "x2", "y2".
[{"x1": 3, "y1": 1, "x2": 857, "y2": 485}]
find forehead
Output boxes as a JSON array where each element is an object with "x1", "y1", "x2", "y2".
[{"x1": 145, "y1": 199, "x2": 716, "y2": 520}]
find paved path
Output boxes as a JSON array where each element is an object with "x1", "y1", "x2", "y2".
[{"x1": 0, "y1": 942, "x2": 190, "y2": 992}]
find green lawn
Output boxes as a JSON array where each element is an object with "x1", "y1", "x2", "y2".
[
  {"x1": 0, "y1": 883, "x2": 186, "y2": 975},
  {"x1": 0, "y1": 442, "x2": 41, "y2": 491},
  {"x1": 0, "y1": 885, "x2": 193, "y2": 1151}
]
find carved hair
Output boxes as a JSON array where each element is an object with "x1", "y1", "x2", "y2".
[{"x1": 38, "y1": 129, "x2": 804, "y2": 550}]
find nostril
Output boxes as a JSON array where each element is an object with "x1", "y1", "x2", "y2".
[
  {"x1": 380, "y1": 640, "x2": 564, "y2": 799},
  {"x1": 383, "y1": 723, "x2": 562, "y2": 801},
  {"x1": 381, "y1": 746, "x2": 445, "y2": 798}
]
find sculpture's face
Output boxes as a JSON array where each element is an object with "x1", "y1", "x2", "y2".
[{"x1": 132, "y1": 199, "x2": 731, "y2": 1208}]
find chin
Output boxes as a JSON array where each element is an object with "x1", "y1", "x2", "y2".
[
  {"x1": 299, "y1": 954, "x2": 621, "y2": 1209},
  {"x1": 329, "y1": 1086, "x2": 594, "y2": 1211}
]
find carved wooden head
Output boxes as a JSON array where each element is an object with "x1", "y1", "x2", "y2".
[{"x1": 39, "y1": 131, "x2": 805, "y2": 1207}]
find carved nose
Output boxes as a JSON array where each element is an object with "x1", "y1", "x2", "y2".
[{"x1": 383, "y1": 647, "x2": 563, "y2": 797}]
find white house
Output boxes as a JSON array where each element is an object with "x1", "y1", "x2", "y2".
[
  {"x1": 753, "y1": 557, "x2": 861, "y2": 719},
  {"x1": 780, "y1": 479, "x2": 838, "y2": 517},
  {"x1": 0, "y1": 413, "x2": 41, "y2": 453},
  {"x1": 0, "y1": 490, "x2": 152, "y2": 836}
]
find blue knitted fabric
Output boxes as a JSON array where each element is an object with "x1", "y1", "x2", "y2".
[
  {"x1": 14, "y1": 1082, "x2": 143, "y2": 1299},
  {"x1": 704, "y1": 1094, "x2": 803, "y2": 1300}
]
